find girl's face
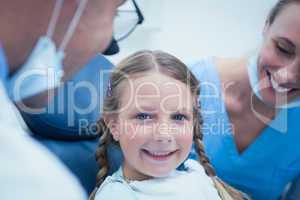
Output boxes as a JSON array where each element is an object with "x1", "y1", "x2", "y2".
[
  {"x1": 109, "y1": 72, "x2": 194, "y2": 180},
  {"x1": 257, "y1": 3, "x2": 300, "y2": 106}
]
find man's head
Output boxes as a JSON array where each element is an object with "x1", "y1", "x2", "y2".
[{"x1": 0, "y1": 0, "x2": 125, "y2": 77}]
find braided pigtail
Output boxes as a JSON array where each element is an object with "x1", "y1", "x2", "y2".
[
  {"x1": 89, "y1": 118, "x2": 114, "y2": 200},
  {"x1": 193, "y1": 110, "x2": 216, "y2": 176},
  {"x1": 193, "y1": 103, "x2": 249, "y2": 200}
]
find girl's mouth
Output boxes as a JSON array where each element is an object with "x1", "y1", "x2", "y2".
[{"x1": 141, "y1": 149, "x2": 178, "y2": 161}]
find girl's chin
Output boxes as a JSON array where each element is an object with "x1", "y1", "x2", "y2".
[{"x1": 141, "y1": 166, "x2": 175, "y2": 178}]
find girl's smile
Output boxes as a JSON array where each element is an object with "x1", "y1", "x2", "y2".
[{"x1": 109, "y1": 72, "x2": 195, "y2": 181}]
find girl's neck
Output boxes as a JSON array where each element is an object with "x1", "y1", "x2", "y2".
[{"x1": 121, "y1": 163, "x2": 152, "y2": 182}]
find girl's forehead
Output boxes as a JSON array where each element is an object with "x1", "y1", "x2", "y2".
[
  {"x1": 124, "y1": 72, "x2": 189, "y2": 94},
  {"x1": 118, "y1": 72, "x2": 195, "y2": 111}
]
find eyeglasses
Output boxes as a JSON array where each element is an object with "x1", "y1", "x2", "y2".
[{"x1": 113, "y1": 0, "x2": 144, "y2": 42}]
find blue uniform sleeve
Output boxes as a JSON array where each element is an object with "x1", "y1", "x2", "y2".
[
  {"x1": 187, "y1": 59, "x2": 210, "y2": 82},
  {"x1": 0, "y1": 45, "x2": 9, "y2": 87}
]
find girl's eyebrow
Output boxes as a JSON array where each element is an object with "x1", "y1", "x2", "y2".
[
  {"x1": 175, "y1": 107, "x2": 193, "y2": 113},
  {"x1": 164, "y1": 108, "x2": 193, "y2": 115},
  {"x1": 133, "y1": 106, "x2": 193, "y2": 114},
  {"x1": 135, "y1": 105, "x2": 158, "y2": 112}
]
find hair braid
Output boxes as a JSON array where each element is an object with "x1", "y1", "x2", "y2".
[
  {"x1": 193, "y1": 111, "x2": 217, "y2": 176},
  {"x1": 193, "y1": 105, "x2": 249, "y2": 200},
  {"x1": 89, "y1": 118, "x2": 113, "y2": 200}
]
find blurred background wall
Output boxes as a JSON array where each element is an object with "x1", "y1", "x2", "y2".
[{"x1": 109, "y1": 0, "x2": 277, "y2": 64}]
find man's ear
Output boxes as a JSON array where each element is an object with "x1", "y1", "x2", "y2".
[{"x1": 104, "y1": 115, "x2": 120, "y2": 141}]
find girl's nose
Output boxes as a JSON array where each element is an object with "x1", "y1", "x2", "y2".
[{"x1": 153, "y1": 123, "x2": 174, "y2": 143}]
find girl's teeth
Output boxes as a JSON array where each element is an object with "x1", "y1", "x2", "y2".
[
  {"x1": 147, "y1": 151, "x2": 172, "y2": 156},
  {"x1": 270, "y1": 76, "x2": 292, "y2": 93}
]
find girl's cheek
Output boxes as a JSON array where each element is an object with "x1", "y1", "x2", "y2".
[
  {"x1": 175, "y1": 125, "x2": 193, "y2": 142},
  {"x1": 121, "y1": 123, "x2": 153, "y2": 140}
]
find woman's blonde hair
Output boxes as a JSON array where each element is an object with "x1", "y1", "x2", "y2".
[{"x1": 89, "y1": 50, "x2": 249, "y2": 200}]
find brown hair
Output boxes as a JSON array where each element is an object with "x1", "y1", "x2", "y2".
[
  {"x1": 89, "y1": 50, "x2": 248, "y2": 200},
  {"x1": 266, "y1": 0, "x2": 300, "y2": 25}
]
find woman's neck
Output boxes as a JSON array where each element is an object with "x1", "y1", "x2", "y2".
[
  {"x1": 214, "y1": 57, "x2": 275, "y2": 118},
  {"x1": 214, "y1": 57, "x2": 276, "y2": 153}
]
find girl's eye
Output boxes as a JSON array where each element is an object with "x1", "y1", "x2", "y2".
[
  {"x1": 171, "y1": 113, "x2": 188, "y2": 121},
  {"x1": 136, "y1": 113, "x2": 152, "y2": 120}
]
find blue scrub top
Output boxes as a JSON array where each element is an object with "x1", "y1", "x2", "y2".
[
  {"x1": 188, "y1": 58, "x2": 300, "y2": 200},
  {"x1": 0, "y1": 45, "x2": 8, "y2": 83}
]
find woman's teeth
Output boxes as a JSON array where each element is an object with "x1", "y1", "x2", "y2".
[{"x1": 269, "y1": 74, "x2": 292, "y2": 93}]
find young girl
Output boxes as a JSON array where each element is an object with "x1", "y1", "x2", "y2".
[{"x1": 89, "y1": 50, "x2": 249, "y2": 200}]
